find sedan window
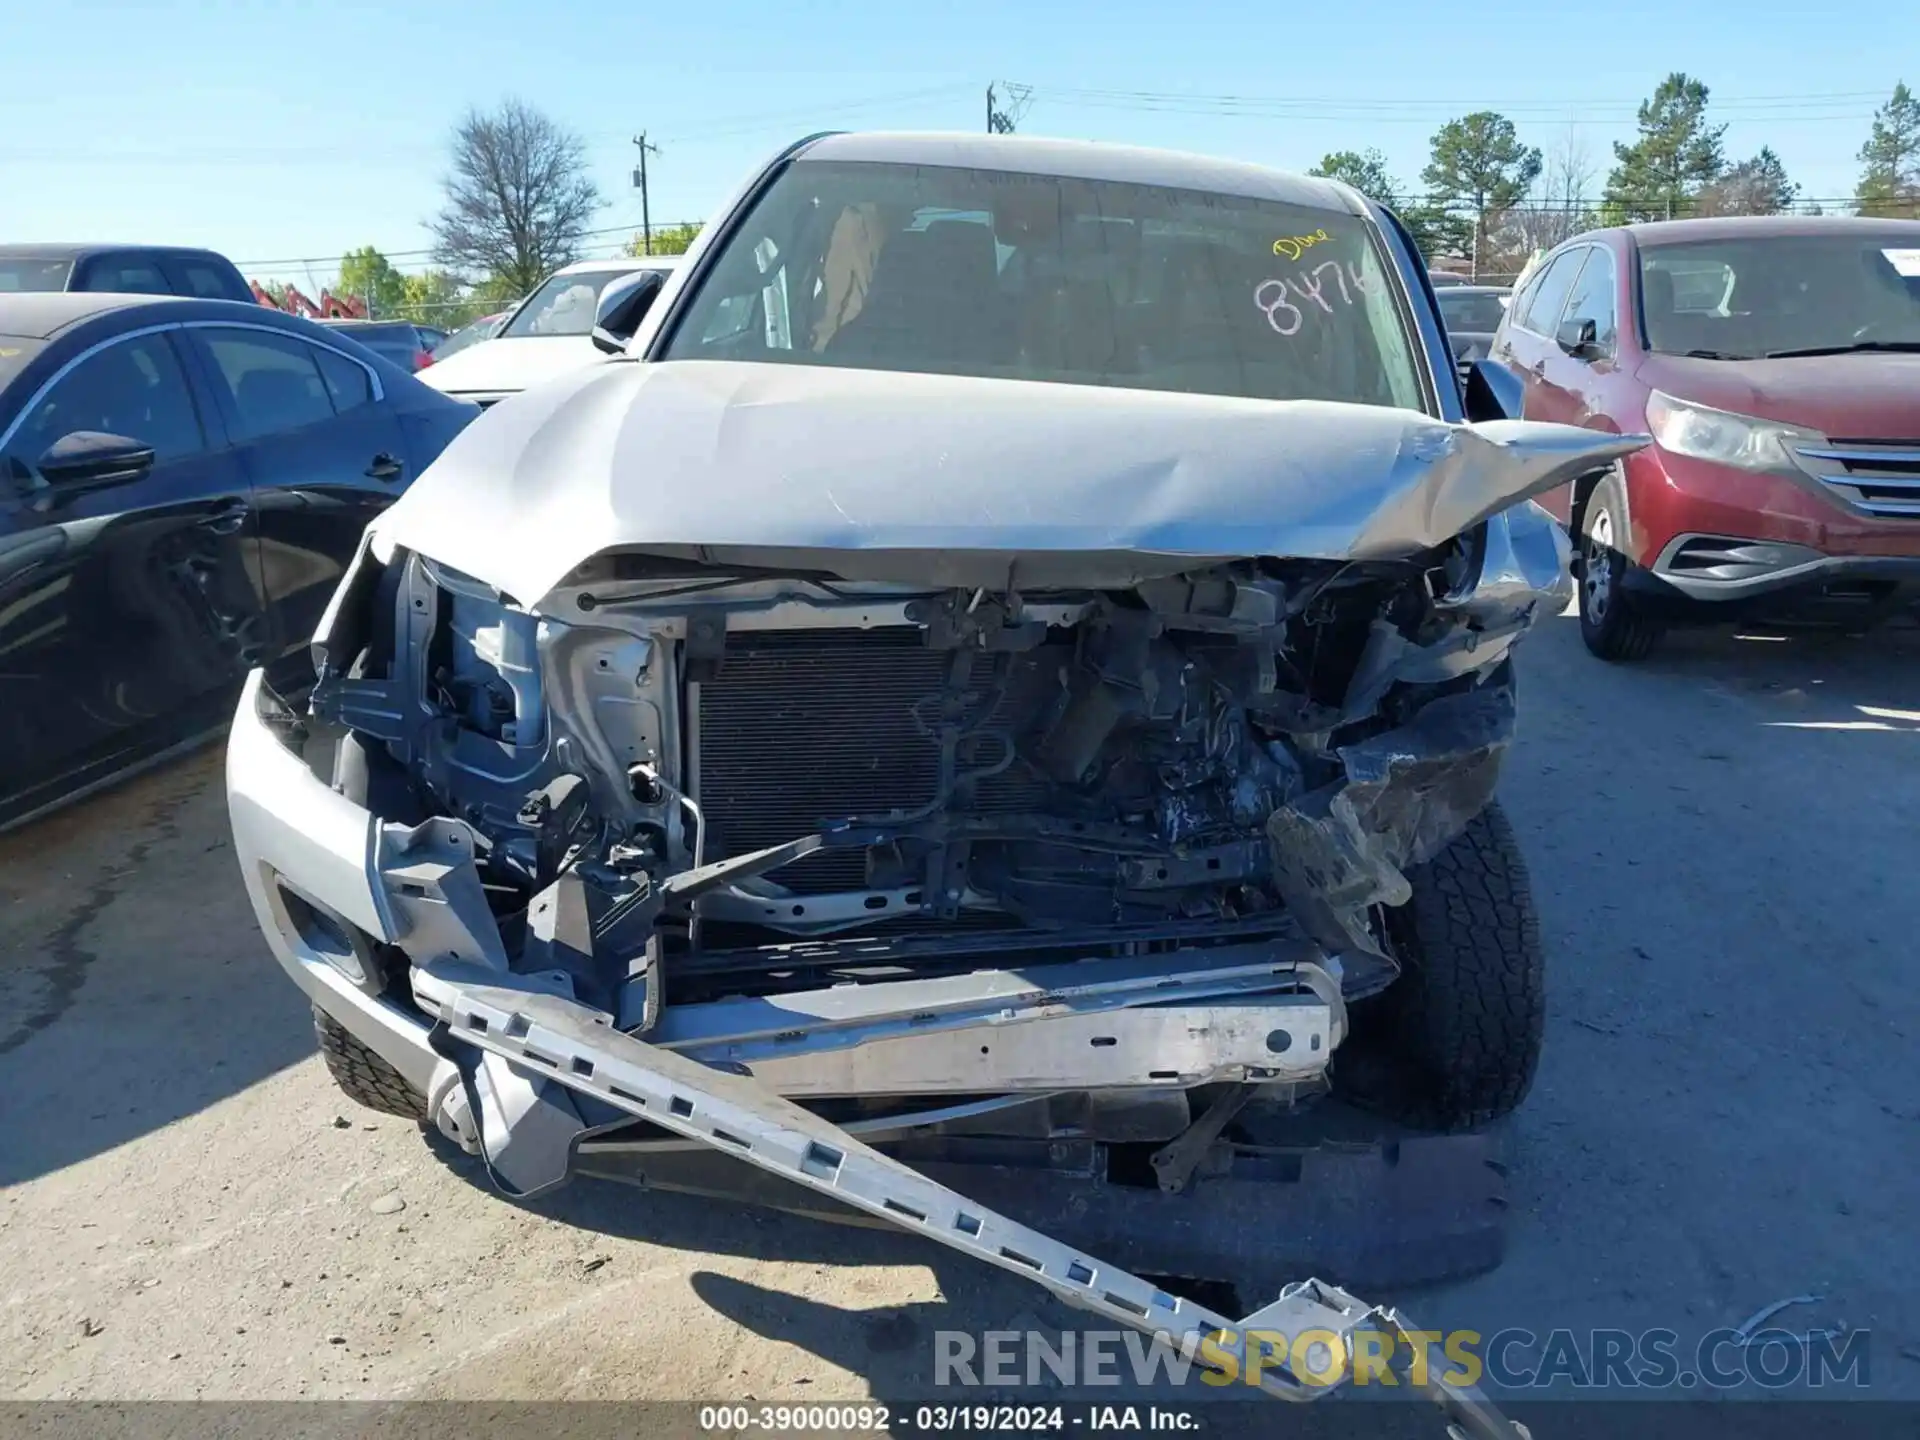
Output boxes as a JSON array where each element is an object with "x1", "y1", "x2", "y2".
[
  {"x1": 312, "y1": 345, "x2": 375, "y2": 412},
  {"x1": 1514, "y1": 248, "x2": 1587, "y2": 336},
  {"x1": 201, "y1": 328, "x2": 337, "y2": 441},
  {"x1": 1559, "y1": 249, "x2": 1618, "y2": 352},
  {"x1": 11, "y1": 333, "x2": 205, "y2": 465}
]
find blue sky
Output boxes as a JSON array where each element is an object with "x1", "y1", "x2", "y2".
[{"x1": 3, "y1": 0, "x2": 1910, "y2": 289}]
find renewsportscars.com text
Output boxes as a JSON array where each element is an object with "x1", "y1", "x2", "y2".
[{"x1": 934, "y1": 1325, "x2": 1870, "y2": 1391}]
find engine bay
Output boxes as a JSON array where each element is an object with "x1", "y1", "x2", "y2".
[{"x1": 307, "y1": 523, "x2": 1541, "y2": 1017}]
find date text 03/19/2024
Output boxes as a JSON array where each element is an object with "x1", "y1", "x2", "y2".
[{"x1": 696, "y1": 1405, "x2": 1199, "y2": 1432}]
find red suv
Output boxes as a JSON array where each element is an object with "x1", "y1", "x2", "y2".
[{"x1": 1489, "y1": 216, "x2": 1920, "y2": 660}]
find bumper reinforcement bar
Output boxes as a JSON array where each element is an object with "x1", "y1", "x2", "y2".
[{"x1": 412, "y1": 967, "x2": 1527, "y2": 1436}]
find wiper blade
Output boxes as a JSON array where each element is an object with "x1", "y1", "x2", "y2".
[
  {"x1": 1682, "y1": 348, "x2": 1748, "y2": 360},
  {"x1": 1761, "y1": 341, "x2": 1920, "y2": 358}
]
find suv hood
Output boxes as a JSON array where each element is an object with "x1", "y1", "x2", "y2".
[
  {"x1": 1638, "y1": 352, "x2": 1920, "y2": 438},
  {"x1": 377, "y1": 359, "x2": 1645, "y2": 604},
  {"x1": 420, "y1": 334, "x2": 608, "y2": 398}
]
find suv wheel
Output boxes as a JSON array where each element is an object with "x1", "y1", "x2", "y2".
[{"x1": 1578, "y1": 475, "x2": 1663, "y2": 662}]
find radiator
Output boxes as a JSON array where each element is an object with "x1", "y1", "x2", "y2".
[{"x1": 693, "y1": 627, "x2": 1051, "y2": 895}]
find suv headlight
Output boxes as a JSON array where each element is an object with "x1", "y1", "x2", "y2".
[{"x1": 1644, "y1": 390, "x2": 1813, "y2": 473}]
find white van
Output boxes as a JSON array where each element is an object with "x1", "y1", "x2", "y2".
[{"x1": 421, "y1": 256, "x2": 681, "y2": 407}]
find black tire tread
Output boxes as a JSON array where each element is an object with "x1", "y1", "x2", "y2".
[
  {"x1": 1341, "y1": 802, "x2": 1545, "y2": 1131},
  {"x1": 315, "y1": 1008, "x2": 429, "y2": 1119}
]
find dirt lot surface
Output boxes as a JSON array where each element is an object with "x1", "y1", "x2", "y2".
[{"x1": 4, "y1": 614, "x2": 1918, "y2": 1405}]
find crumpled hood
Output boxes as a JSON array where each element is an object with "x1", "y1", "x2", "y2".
[
  {"x1": 377, "y1": 359, "x2": 1647, "y2": 604},
  {"x1": 420, "y1": 335, "x2": 609, "y2": 397}
]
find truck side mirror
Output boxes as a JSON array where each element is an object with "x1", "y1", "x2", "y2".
[
  {"x1": 591, "y1": 271, "x2": 667, "y2": 355},
  {"x1": 1463, "y1": 360, "x2": 1524, "y2": 423}
]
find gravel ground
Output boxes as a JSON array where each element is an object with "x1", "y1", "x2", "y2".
[{"x1": 3, "y1": 611, "x2": 1917, "y2": 1406}]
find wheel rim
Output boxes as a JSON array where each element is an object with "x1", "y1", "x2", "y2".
[{"x1": 1583, "y1": 508, "x2": 1615, "y2": 622}]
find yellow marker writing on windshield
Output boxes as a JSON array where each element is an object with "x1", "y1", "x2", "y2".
[{"x1": 1273, "y1": 229, "x2": 1330, "y2": 262}]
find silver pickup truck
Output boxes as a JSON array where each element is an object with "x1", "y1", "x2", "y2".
[{"x1": 227, "y1": 130, "x2": 1638, "y2": 1430}]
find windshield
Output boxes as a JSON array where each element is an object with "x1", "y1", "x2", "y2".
[
  {"x1": 1639, "y1": 233, "x2": 1920, "y2": 359},
  {"x1": 660, "y1": 159, "x2": 1428, "y2": 411},
  {"x1": 1438, "y1": 291, "x2": 1509, "y2": 334},
  {"x1": 433, "y1": 314, "x2": 502, "y2": 360},
  {"x1": 0, "y1": 258, "x2": 74, "y2": 293},
  {"x1": 502, "y1": 269, "x2": 661, "y2": 338}
]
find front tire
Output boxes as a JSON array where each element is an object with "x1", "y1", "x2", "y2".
[
  {"x1": 1578, "y1": 475, "x2": 1663, "y2": 662},
  {"x1": 315, "y1": 1008, "x2": 429, "y2": 1120},
  {"x1": 1336, "y1": 803, "x2": 1545, "y2": 1132}
]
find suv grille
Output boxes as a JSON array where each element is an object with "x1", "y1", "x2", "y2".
[{"x1": 1791, "y1": 440, "x2": 1920, "y2": 519}]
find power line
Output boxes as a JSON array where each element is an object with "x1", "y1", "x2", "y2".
[
  {"x1": 1011, "y1": 82, "x2": 1891, "y2": 128},
  {"x1": 1018, "y1": 82, "x2": 1892, "y2": 115},
  {"x1": 237, "y1": 220, "x2": 703, "y2": 270},
  {"x1": 1, "y1": 84, "x2": 981, "y2": 168},
  {"x1": 656, "y1": 83, "x2": 976, "y2": 144}
]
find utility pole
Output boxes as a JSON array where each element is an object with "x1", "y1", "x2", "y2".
[
  {"x1": 986, "y1": 83, "x2": 1031, "y2": 135},
  {"x1": 632, "y1": 133, "x2": 661, "y2": 255}
]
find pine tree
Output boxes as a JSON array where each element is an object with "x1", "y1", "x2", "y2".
[
  {"x1": 1310, "y1": 149, "x2": 1397, "y2": 204},
  {"x1": 1856, "y1": 82, "x2": 1920, "y2": 218},
  {"x1": 1421, "y1": 113, "x2": 1541, "y2": 266},
  {"x1": 1603, "y1": 74, "x2": 1727, "y2": 220}
]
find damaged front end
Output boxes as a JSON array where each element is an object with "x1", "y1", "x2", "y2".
[
  {"x1": 235, "y1": 498, "x2": 1575, "y2": 1430},
  {"x1": 301, "y1": 485, "x2": 1567, "y2": 1143},
  {"x1": 222, "y1": 416, "x2": 1638, "y2": 1435}
]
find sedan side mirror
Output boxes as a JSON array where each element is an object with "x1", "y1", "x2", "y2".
[
  {"x1": 1462, "y1": 359, "x2": 1525, "y2": 423},
  {"x1": 591, "y1": 271, "x2": 667, "y2": 355},
  {"x1": 37, "y1": 430, "x2": 155, "y2": 489},
  {"x1": 1556, "y1": 316, "x2": 1601, "y2": 359}
]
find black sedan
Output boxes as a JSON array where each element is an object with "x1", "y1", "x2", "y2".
[
  {"x1": 0, "y1": 294, "x2": 477, "y2": 829},
  {"x1": 318, "y1": 319, "x2": 449, "y2": 374},
  {"x1": 1435, "y1": 285, "x2": 1512, "y2": 379}
]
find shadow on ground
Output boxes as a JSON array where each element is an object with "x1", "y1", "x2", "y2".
[
  {"x1": 1580, "y1": 614, "x2": 1920, "y2": 735},
  {"x1": 3, "y1": 615, "x2": 1916, "y2": 1402},
  {"x1": 0, "y1": 748, "x2": 315, "y2": 1186}
]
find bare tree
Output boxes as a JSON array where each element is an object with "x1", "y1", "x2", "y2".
[
  {"x1": 431, "y1": 99, "x2": 603, "y2": 296},
  {"x1": 1544, "y1": 123, "x2": 1596, "y2": 225},
  {"x1": 1695, "y1": 147, "x2": 1799, "y2": 216},
  {"x1": 1491, "y1": 123, "x2": 1596, "y2": 272}
]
